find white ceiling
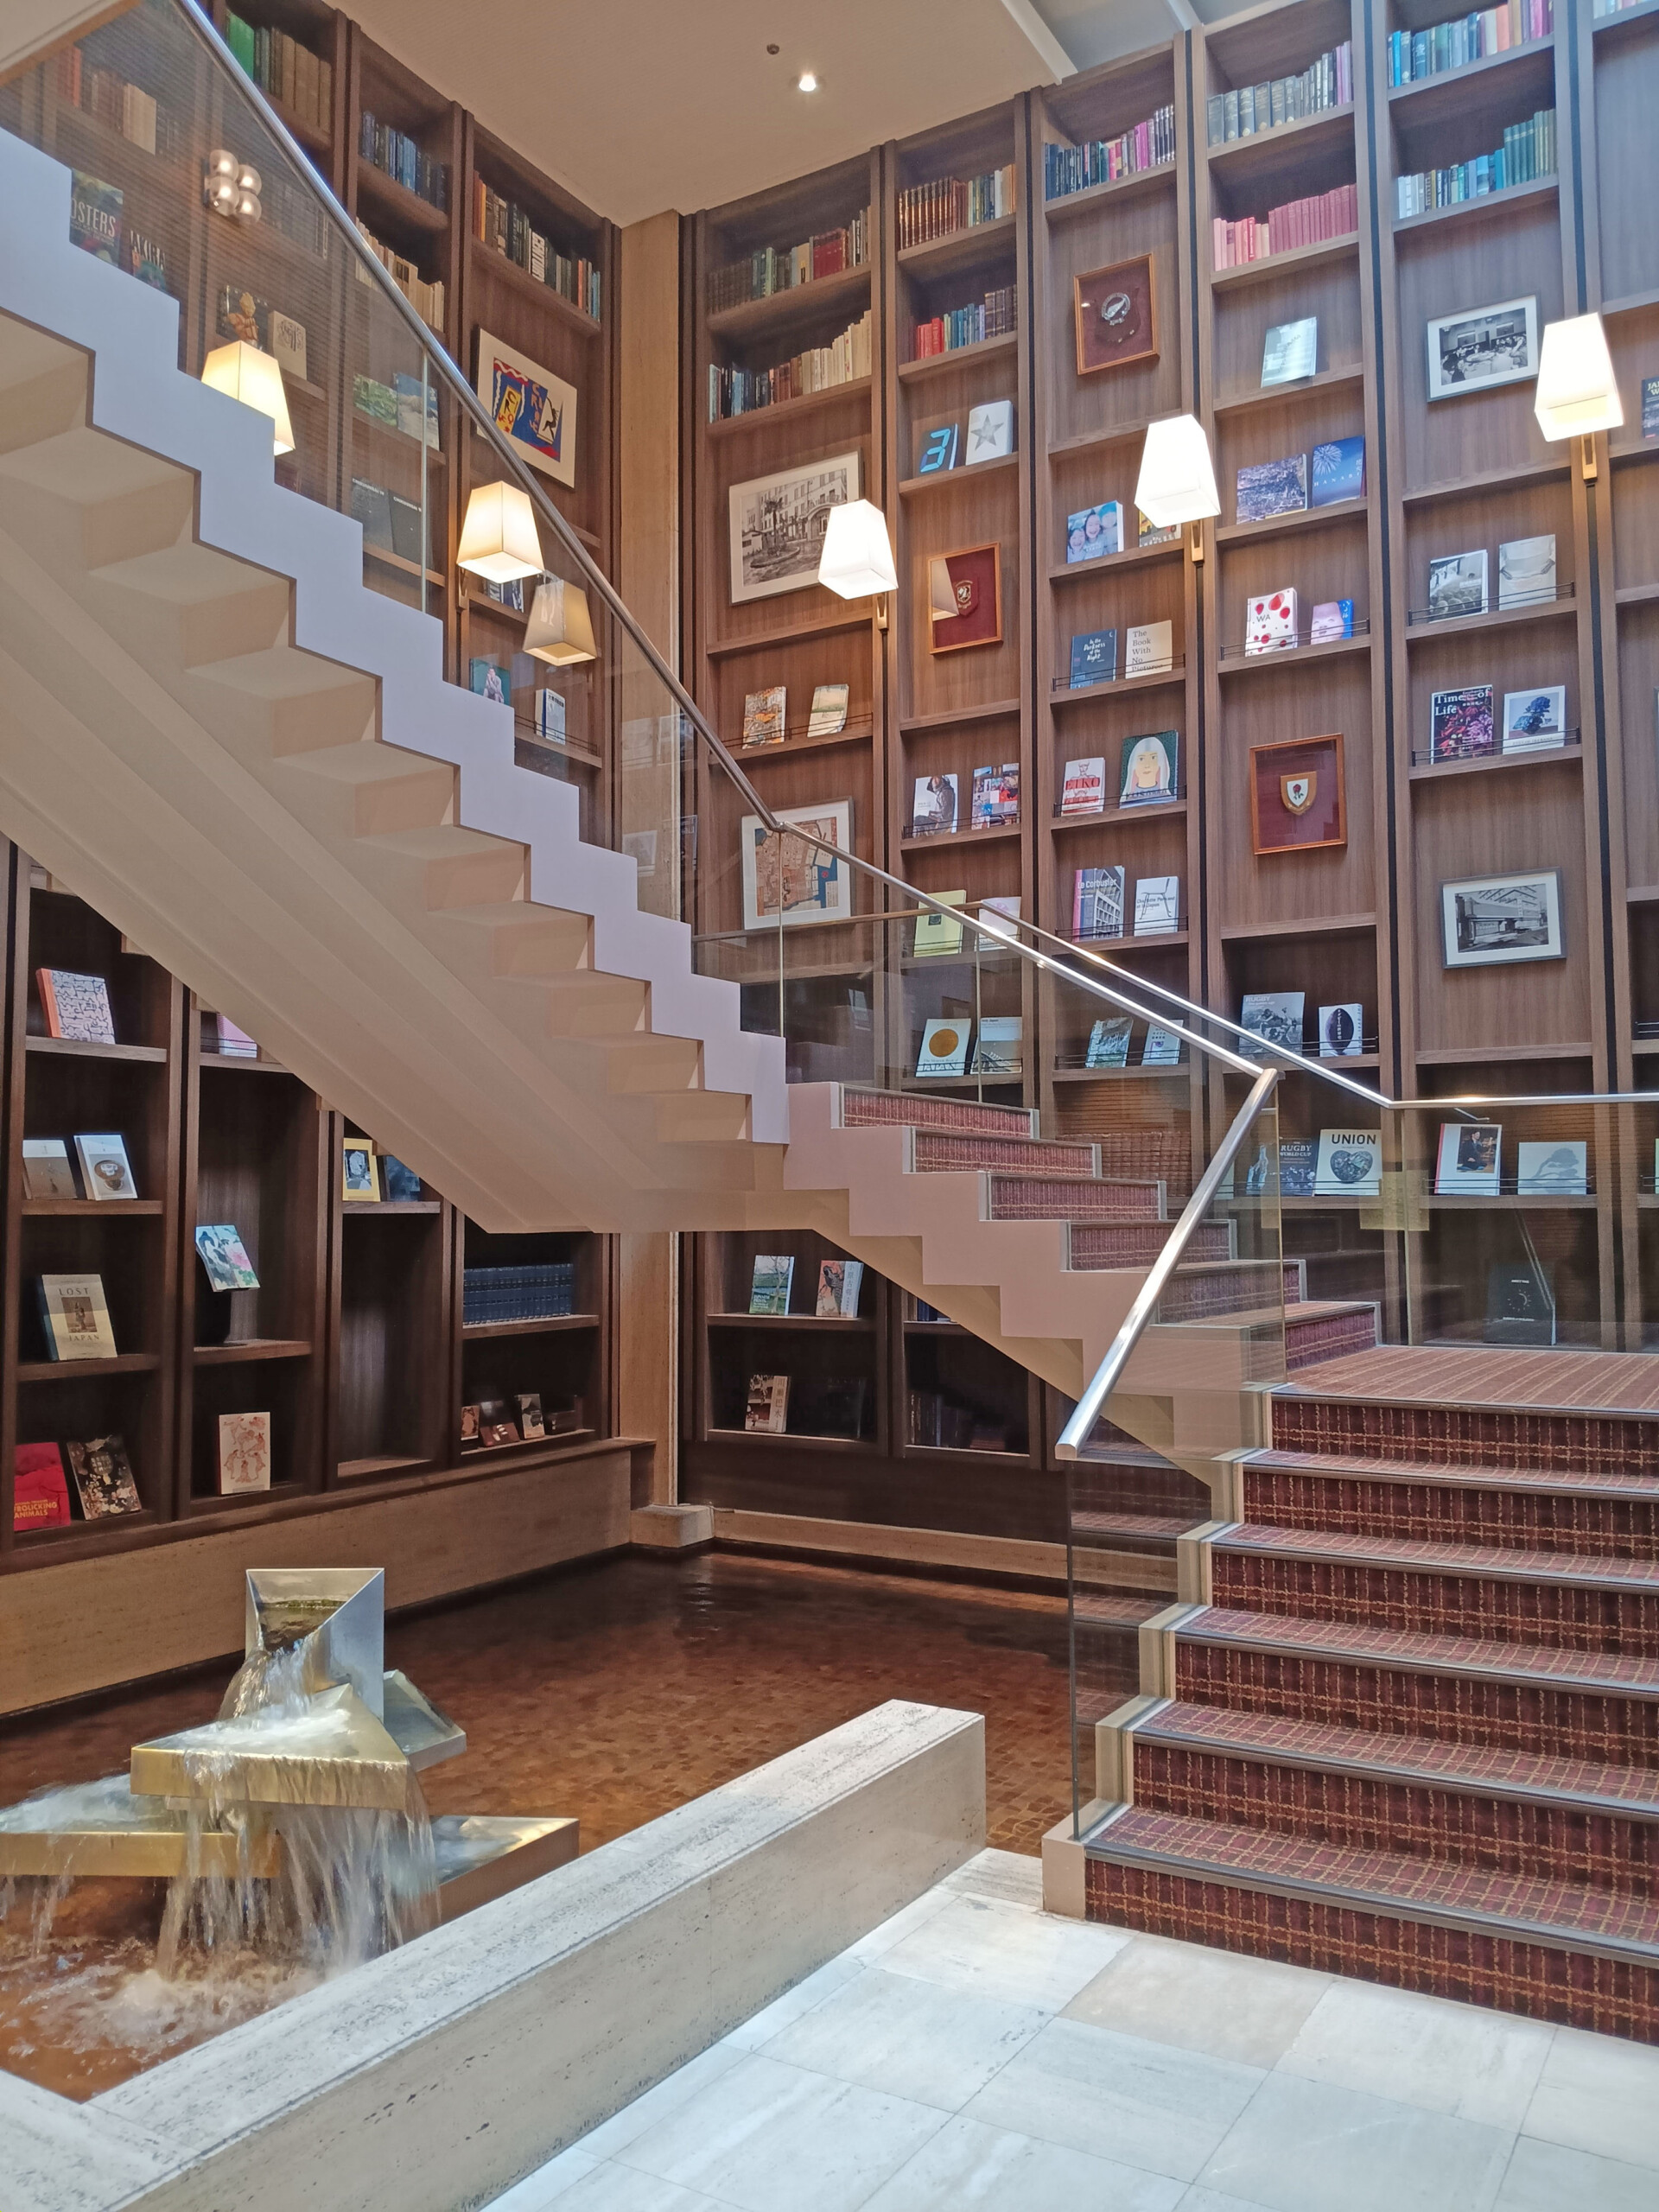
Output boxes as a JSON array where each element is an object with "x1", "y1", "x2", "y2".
[{"x1": 344, "y1": 0, "x2": 1240, "y2": 228}]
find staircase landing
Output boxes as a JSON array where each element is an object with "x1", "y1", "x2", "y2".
[{"x1": 1279, "y1": 1344, "x2": 1659, "y2": 1414}]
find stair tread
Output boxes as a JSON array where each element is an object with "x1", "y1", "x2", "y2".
[
  {"x1": 1140, "y1": 1698, "x2": 1659, "y2": 1812},
  {"x1": 1090, "y1": 1805, "x2": 1659, "y2": 1954},
  {"x1": 1073, "y1": 1510, "x2": 1197, "y2": 1540},
  {"x1": 1073, "y1": 1592, "x2": 1173, "y2": 1627},
  {"x1": 1218, "y1": 1521, "x2": 1659, "y2": 1589},
  {"x1": 1247, "y1": 1446, "x2": 1659, "y2": 1501},
  {"x1": 1184, "y1": 1604, "x2": 1659, "y2": 1692}
]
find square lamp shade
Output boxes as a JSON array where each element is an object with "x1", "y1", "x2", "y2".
[
  {"x1": 1534, "y1": 313, "x2": 1624, "y2": 440},
  {"x1": 457, "y1": 482, "x2": 543, "y2": 582},
  {"x1": 200, "y1": 340, "x2": 293, "y2": 455},
  {"x1": 817, "y1": 499, "x2": 897, "y2": 598},
  {"x1": 524, "y1": 576, "x2": 598, "y2": 664},
  {"x1": 1135, "y1": 413, "x2": 1220, "y2": 529}
]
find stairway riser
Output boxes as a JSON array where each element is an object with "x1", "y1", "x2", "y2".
[
  {"x1": 913, "y1": 1133, "x2": 1096, "y2": 1175},
  {"x1": 989, "y1": 1179, "x2": 1161, "y2": 1223},
  {"x1": 1211, "y1": 1554, "x2": 1659, "y2": 1657},
  {"x1": 1129, "y1": 1742, "x2": 1659, "y2": 1896},
  {"x1": 1172, "y1": 1639, "x2": 1659, "y2": 1770},
  {"x1": 1241, "y1": 1469, "x2": 1659, "y2": 1561},
  {"x1": 1274, "y1": 1400, "x2": 1659, "y2": 1480},
  {"x1": 842, "y1": 1090, "x2": 1030, "y2": 1137},
  {"x1": 1286, "y1": 1313, "x2": 1378, "y2": 1370},
  {"x1": 1158, "y1": 1264, "x2": 1300, "y2": 1324},
  {"x1": 1084, "y1": 1859, "x2": 1659, "y2": 2042},
  {"x1": 1072, "y1": 1223, "x2": 1234, "y2": 1268}
]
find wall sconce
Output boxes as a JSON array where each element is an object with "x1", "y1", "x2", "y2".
[
  {"x1": 817, "y1": 498, "x2": 897, "y2": 627},
  {"x1": 200, "y1": 340, "x2": 293, "y2": 455},
  {"x1": 1535, "y1": 311, "x2": 1622, "y2": 482},
  {"x1": 204, "y1": 149, "x2": 263, "y2": 225},
  {"x1": 524, "y1": 576, "x2": 598, "y2": 664},
  {"x1": 456, "y1": 483, "x2": 543, "y2": 582},
  {"x1": 1135, "y1": 412, "x2": 1220, "y2": 563}
]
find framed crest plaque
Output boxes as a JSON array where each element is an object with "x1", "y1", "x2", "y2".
[
  {"x1": 1073, "y1": 254, "x2": 1158, "y2": 377},
  {"x1": 1249, "y1": 734, "x2": 1346, "y2": 855},
  {"x1": 926, "y1": 543, "x2": 1002, "y2": 654}
]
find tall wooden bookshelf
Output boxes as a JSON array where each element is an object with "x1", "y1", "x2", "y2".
[{"x1": 0, "y1": 853, "x2": 615, "y2": 1568}]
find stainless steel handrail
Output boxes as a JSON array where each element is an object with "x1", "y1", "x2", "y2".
[{"x1": 1055, "y1": 1066, "x2": 1281, "y2": 1458}]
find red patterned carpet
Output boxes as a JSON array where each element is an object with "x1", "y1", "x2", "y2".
[{"x1": 1286, "y1": 1344, "x2": 1659, "y2": 1413}]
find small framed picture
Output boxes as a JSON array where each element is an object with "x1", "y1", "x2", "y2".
[
  {"x1": 340, "y1": 1138, "x2": 381, "y2": 1202},
  {"x1": 1440, "y1": 868, "x2": 1564, "y2": 969},
  {"x1": 927, "y1": 543, "x2": 1001, "y2": 653},
  {"x1": 1503, "y1": 686, "x2": 1567, "y2": 753},
  {"x1": 739, "y1": 798, "x2": 855, "y2": 931},
  {"x1": 1249, "y1": 734, "x2": 1346, "y2": 855},
  {"x1": 1425, "y1": 296, "x2": 1538, "y2": 401},
  {"x1": 1074, "y1": 254, "x2": 1158, "y2": 377},
  {"x1": 474, "y1": 327, "x2": 577, "y2": 486},
  {"x1": 728, "y1": 450, "x2": 861, "y2": 606}
]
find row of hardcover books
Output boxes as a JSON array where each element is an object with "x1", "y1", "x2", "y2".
[
  {"x1": 473, "y1": 181, "x2": 603, "y2": 322},
  {"x1": 461, "y1": 1262, "x2": 577, "y2": 1325},
  {"x1": 907, "y1": 1392, "x2": 1010, "y2": 1452},
  {"x1": 1205, "y1": 42, "x2": 1352, "y2": 144},
  {"x1": 706, "y1": 210, "x2": 871, "y2": 313},
  {"x1": 1043, "y1": 107, "x2": 1175, "y2": 200},
  {"x1": 1395, "y1": 110, "x2": 1554, "y2": 215},
  {"x1": 53, "y1": 45, "x2": 166, "y2": 156},
  {"x1": 895, "y1": 166, "x2": 1016, "y2": 249},
  {"x1": 223, "y1": 13, "x2": 333, "y2": 134},
  {"x1": 359, "y1": 111, "x2": 448, "y2": 211},
  {"x1": 912, "y1": 286, "x2": 1016, "y2": 359},
  {"x1": 355, "y1": 219, "x2": 446, "y2": 332},
  {"x1": 1387, "y1": 0, "x2": 1552, "y2": 85},
  {"x1": 708, "y1": 311, "x2": 872, "y2": 419},
  {"x1": 1212, "y1": 182, "x2": 1357, "y2": 268}
]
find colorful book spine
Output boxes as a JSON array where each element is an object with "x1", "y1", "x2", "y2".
[
  {"x1": 1211, "y1": 183, "x2": 1358, "y2": 269},
  {"x1": 1389, "y1": 0, "x2": 1552, "y2": 83},
  {"x1": 1395, "y1": 107, "x2": 1554, "y2": 215},
  {"x1": 709, "y1": 312, "x2": 874, "y2": 419},
  {"x1": 1206, "y1": 44, "x2": 1352, "y2": 144},
  {"x1": 1045, "y1": 105, "x2": 1175, "y2": 200},
  {"x1": 910, "y1": 285, "x2": 1016, "y2": 360},
  {"x1": 895, "y1": 165, "x2": 1016, "y2": 248},
  {"x1": 706, "y1": 207, "x2": 871, "y2": 311},
  {"x1": 471, "y1": 180, "x2": 603, "y2": 322}
]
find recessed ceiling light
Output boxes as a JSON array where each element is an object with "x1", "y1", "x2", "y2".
[{"x1": 798, "y1": 70, "x2": 818, "y2": 92}]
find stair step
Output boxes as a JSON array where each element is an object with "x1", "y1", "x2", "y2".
[
  {"x1": 1272, "y1": 1393, "x2": 1659, "y2": 1481},
  {"x1": 1285, "y1": 1301, "x2": 1378, "y2": 1370},
  {"x1": 1242, "y1": 1448, "x2": 1659, "y2": 1559},
  {"x1": 912, "y1": 1129, "x2": 1097, "y2": 1177},
  {"x1": 841, "y1": 1089, "x2": 1034, "y2": 1137},
  {"x1": 1071, "y1": 1218, "x2": 1235, "y2": 1270},
  {"x1": 1084, "y1": 1805, "x2": 1659, "y2": 2038},
  {"x1": 1208, "y1": 1522, "x2": 1659, "y2": 1656},
  {"x1": 1170, "y1": 1605, "x2": 1659, "y2": 1768},
  {"x1": 1156, "y1": 1260, "x2": 1303, "y2": 1325},
  {"x1": 1125, "y1": 1698, "x2": 1659, "y2": 1894},
  {"x1": 1073, "y1": 1591, "x2": 1172, "y2": 1631},
  {"x1": 1073, "y1": 1510, "x2": 1198, "y2": 1543},
  {"x1": 989, "y1": 1174, "x2": 1164, "y2": 1224}
]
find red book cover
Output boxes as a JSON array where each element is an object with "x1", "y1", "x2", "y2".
[{"x1": 14, "y1": 1441, "x2": 70, "y2": 1530}]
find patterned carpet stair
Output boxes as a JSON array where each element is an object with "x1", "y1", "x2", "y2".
[{"x1": 1084, "y1": 1374, "x2": 1659, "y2": 2039}]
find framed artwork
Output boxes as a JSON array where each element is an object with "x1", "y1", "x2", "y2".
[
  {"x1": 1074, "y1": 254, "x2": 1158, "y2": 377},
  {"x1": 1249, "y1": 734, "x2": 1346, "y2": 855},
  {"x1": 740, "y1": 798, "x2": 854, "y2": 931},
  {"x1": 474, "y1": 328, "x2": 576, "y2": 486},
  {"x1": 927, "y1": 543, "x2": 1002, "y2": 653},
  {"x1": 1440, "y1": 868, "x2": 1564, "y2": 969},
  {"x1": 728, "y1": 451, "x2": 861, "y2": 606},
  {"x1": 1425, "y1": 296, "x2": 1537, "y2": 401}
]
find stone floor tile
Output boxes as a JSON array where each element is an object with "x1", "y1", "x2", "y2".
[
  {"x1": 759, "y1": 1964, "x2": 1046, "y2": 2111},
  {"x1": 1198, "y1": 2069, "x2": 1512, "y2": 2212},
  {"x1": 719, "y1": 1955, "x2": 865, "y2": 2051},
  {"x1": 962, "y1": 2015, "x2": 1263, "y2": 2183},
  {"x1": 880, "y1": 1892, "x2": 1130, "y2": 2011},
  {"x1": 573, "y1": 2043, "x2": 746, "y2": 2162},
  {"x1": 486, "y1": 2146, "x2": 603, "y2": 2209},
  {"x1": 860, "y1": 2112, "x2": 1187, "y2": 2211},
  {"x1": 1175, "y1": 2192, "x2": 1284, "y2": 2212},
  {"x1": 1522, "y1": 2026, "x2": 1659, "y2": 2171},
  {"x1": 1277, "y1": 1977, "x2": 1554, "y2": 2129},
  {"x1": 1065, "y1": 1934, "x2": 1331, "y2": 2069},
  {"x1": 554, "y1": 2167, "x2": 729, "y2": 2211},
  {"x1": 846, "y1": 1885, "x2": 958, "y2": 1962},
  {"x1": 1495, "y1": 2133, "x2": 1659, "y2": 2211},
  {"x1": 611, "y1": 2052, "x2": 949, "y2": 2212},
  {"x1": 944, "y1": 1849, "x2": 1045, "y2": 1908}
]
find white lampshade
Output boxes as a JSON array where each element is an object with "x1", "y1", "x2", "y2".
[
  {"x1": 1534, "y1": 312, "x2": 1623, "y2": 440},
  {"x1": 524, "y1": 575, "x2": 598, "y2": 664},
  {"x1": 927, "y1": 555, "x2": 959, "y2": 623},
  {"x1": 200, "y1": 340, "x2": 293, "y2": 455},
  {"x1": 1135, "y1": 413, "x2": 1220, "y2": 529},
  {"x1": 457, "y1": 482, "x2": 543, "y2": 582},
  {"x1": 817, "y1": 499, "x2": 897, "y2": 598}
]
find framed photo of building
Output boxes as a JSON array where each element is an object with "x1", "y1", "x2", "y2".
[
  {"x1": 474, "y1": 328, "x2": 577, "y2": 486},
  {"x1": 1440, "y1": 868, "x2": 1564, "y2": 968},
  {"x1": 1073, "y1": 254, "x2": 1158, "y2": 377},
  {"x1": 1425, "y1": 296, "x2": 1537, "y2": 400},
  {"x1": 1249, "y1": 734, "x2": 1346, "y2": 855},
  {"x1": 728, "y1": 451, "x2": 861, "y2": 606},
  {"x1": 740, "y1": 798, "x2": 854, "y2": 931},
  {"x1": 927, "y1": 543, "x2": 1001, "y2": 653}
]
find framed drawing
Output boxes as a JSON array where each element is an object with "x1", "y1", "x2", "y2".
[
  {"x1": 1425, "y1": 296, "x2": 1537, "y2": 401},
  {"x1": 474, "y1": 328, "x2": 576, "y2": 486},
  {"x1": 1073, "y1": 254, "x2": 1158, "y2": 377},
  {"x1": 927, "y1": 543, "x2": 1001, "y2": 653},
  {"x1": 1440, "y1": 868, "x2": 1564, "y2": 968},
  {"x1": 728, "y1": 451, "x2": 861, "y2": 606},
  {"x1": 1249, "y1": 734, "x2": 1346, "y2": 855},
  {"x1": 740, "y1": 798, "x2": 854, "y2": 931}
]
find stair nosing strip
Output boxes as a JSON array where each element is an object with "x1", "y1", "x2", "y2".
[
  {"x1": 1274, "y1": 1389, "x2": 1659, "y2": 1428},
  {"x1": 1216, "y1": 1529, "x2": 1659, "y2": 1592},
  {"x1": 1179, "y1": 1612, "x2": 1659, "y2": 1696},
  {"x1": 1244, "y1": 1448, "x2": 1659, "y2": 1502}
]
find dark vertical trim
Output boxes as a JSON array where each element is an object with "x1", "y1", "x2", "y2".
[
  {"x1": 1183, "y1": 29, "x2": 1211, "y2": 1014},
  {"x1": 1567, "y1": 0, "x2": 1589, "y2": 310}
]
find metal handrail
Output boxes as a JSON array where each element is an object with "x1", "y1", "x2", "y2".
[{"x1": 1055, "y1": 1066, "x2": 1281, "y2": 1459}]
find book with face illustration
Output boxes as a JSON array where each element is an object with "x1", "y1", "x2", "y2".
[{"x1": 1119, "y1": 732, "x2": 1178, "y2": 805}]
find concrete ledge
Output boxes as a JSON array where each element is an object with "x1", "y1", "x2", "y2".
[{"x1": 1, "y1": 1700, "x2": 984, "y2": 2212}]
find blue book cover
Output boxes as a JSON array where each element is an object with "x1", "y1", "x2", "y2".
[
  {"x1": 1236, "y1": 454, "x2": 1307, "y2": 524},
  {"x1": 1645, "y1": 378, "x2": 1659, "y2": 443},
  {"x1": 1069, "y1": 629, "x2": 1117, "y2": 688},
  {"x1": 1311, "y1": 436, "x2": 1365, "y2": 507}
]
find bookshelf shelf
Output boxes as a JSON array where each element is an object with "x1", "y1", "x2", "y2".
[
  {"x1": 1217, "y1": 634, "x2": 1371, "y2": 675},
  {"x1": 1386, "y1": 41, "x2": 1553, "y2": 118},
  {"x1": 897, "y1": 331, "x2": 1019, "y2": 380},
  {"x1": 708, "y1": 1313, "x2": 875, "y2": 1332},
  {"x1": 1408, "y1": 745, "x2": 1583, "y2": 783},
  {"x1": 353, "y1": 160, "x2": 448, "y2": 235},
  {"x1": 706, "y1": 378, "x2": 874, "y2": 440},
  {"x1": 706, "y1": 609, "x2": 872, "y2": 658},
  {"x1": 1217, "y1": 911, "x2": 1376, "y2": 941},
  {"x1": 1054, "y1": 800, "x2": 1190, "y2": 832},
  {"x1": 899, "y1": 453, "x2": 1019, "y2": 497},
  {"x1": 362, "y1": 544, "x2": 445, "y2": 588},
  {"x1": 896, "y1": 213, "x2": 1019, "y2": 279},
  {"x1": 1046, "y1": 543, "x2": 1185, "y2": 585},
  {"x1": 1043, "y1": 164, "x2": 1177, "y2": 222},
  {"x1": 17, "y1": 1355, "x2": 161, "y2": 1383},
  {"x1": 706, "y1": 264, "x2": 871, "y2": 340},
  {"x1": 465, "y1": 239, "x2": 603, "y2": 338},
  {"x1": 1211, "y1": 233, "x2": 1360, "y2": 289},
  {"x1": 1206, "y1": 105, "x2": 1355, "y2": 177},
  {"x1": 1215, "y1": 497, "x2": 1368, "y2": 543},
  {"x1": 734, "y1": 722, "x2": 875, "y2": 759},
  {"x1": 1213, "y1": 364, "x2": 1367, "y2": 416},
  {"x1": 1593, "y1": 0, "x2": 1659, "y2": 36},
  {"x1": 461, "y1": 1314, "x2": 600, "y2": 1338},
  {"x1": 900, "y1": 823, "x2": 1025, "y2": 855},
  {"x1": 1405, "y1": 598, "x2": 1576, "y2": 644},
  {"x1": 899, "y1": 699, "x2": 1022, "y2": 734},
  {"x1": 21, "y1": 1198, "x2": 164, "y2": 1217},
  {"x1": 192, "y1": 1338, "x2": 314, "y2": 1365},
  {"x1": 1051, "y1": 668, "x2": 1185, "y2": 706},
  {"x1": 1391, "y1": 175, "x2": 1557, "y2": 237},
  {"x1": 343, "y1": 1199, "x2": 443, "y2": 1215},
  {"x1": 1401, "y1": 454, "x2": 1571, "y2": 506},
  {"x1": 1046, "y1": 414, "x2": 1160, "y2": 461},
  {"x1": 24, "y1": 1036, "x2": 167, "y2": 1065}
]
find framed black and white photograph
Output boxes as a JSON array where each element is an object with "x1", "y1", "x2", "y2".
[
  {"x1": 1440, "y1": 868, "x2": 1564, "y2": 969},
  {"x1": 1425, "y1": 296, "x2": 1537, "y2": 400},
  {"x1": 728, "y1": 452, "x2": 860, "y2": 606}
]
